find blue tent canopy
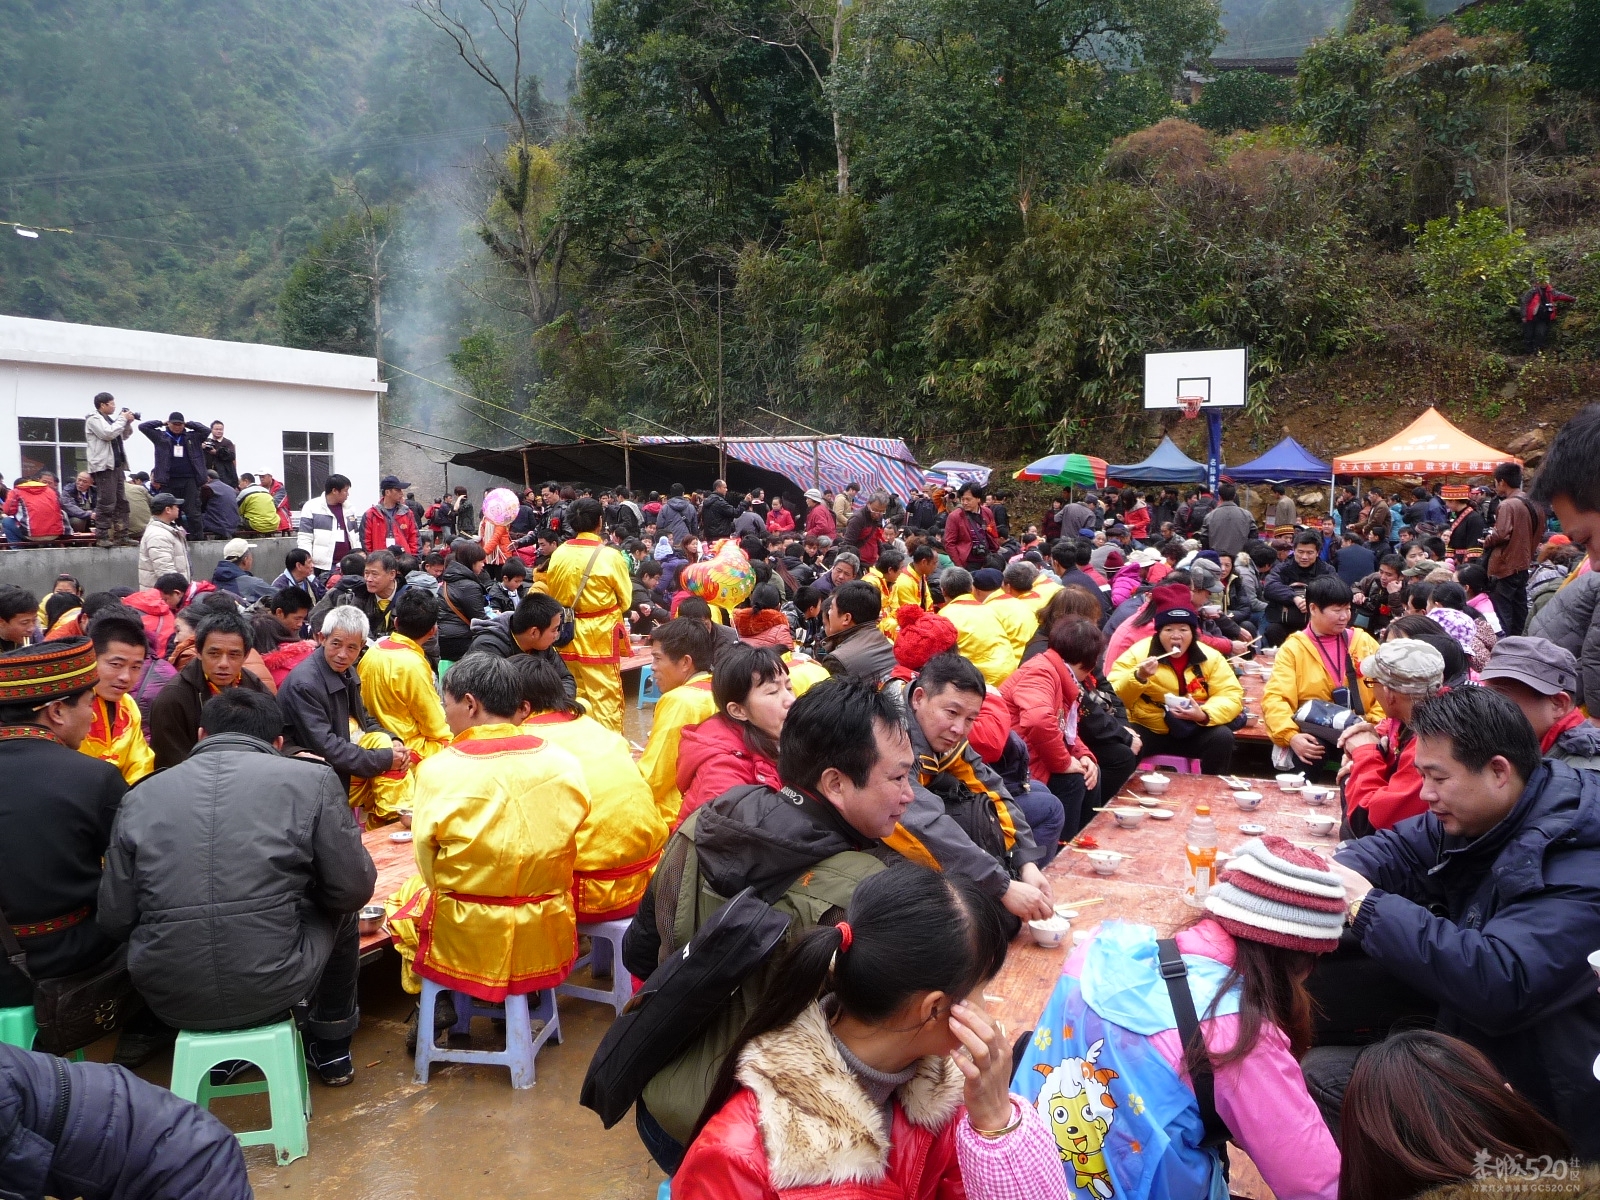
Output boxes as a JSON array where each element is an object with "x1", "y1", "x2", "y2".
[
  {"x1": 1107, "y1": 436, "x2": 1209, "y2": 484},
  {"x1": 1224, "y1": 437, "x2": 1331, "y2": 485}
]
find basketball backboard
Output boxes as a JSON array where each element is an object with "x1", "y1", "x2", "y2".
[{"x1": 1143, "y1": 348, "x2": 1248, "y2": 410}]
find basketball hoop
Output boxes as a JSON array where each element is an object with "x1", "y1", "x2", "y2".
[{"x1": 1178, "y1": 395, "x2": 1204, "y2": 420}]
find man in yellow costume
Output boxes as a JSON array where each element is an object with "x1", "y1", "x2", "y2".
[
  {"x1": 983, "y1": 562, "x2": 1045, "y2": 662},
  {"x1": 514, "y1": 654, "x2": 667, "y2": 926},
  {"x1": 937, "y1": 567, "x2": 1018, "y2": 687},
  {"x1": 890, "y1": 544, "x2": 938, "y2": 617},
  {"x1": 79, "y1": 607, "x2": 155, "y2": 784},
  {"x1": 864, "y1": 547, "x2": 908, "y2": 639},
  {"x1": 388, "y1": 655, "x2": 589, "y2": 1037},
  {"x1": 638, "y1": 617, "x2": 719, "y2": 825},
  {"x1": 354, "y1": 590, "x2": 452, "y2": 825},
  {"x1": 535, "y1": 497, "x2": 633, "y2": 732}
]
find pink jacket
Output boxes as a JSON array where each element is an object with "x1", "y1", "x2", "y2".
[
  {"x1": 1067, "y1": 920, "x2": 1339, "y2": 1200},
  {"x1": 675, "y1": 713, "x2": 780, "y2": 826},
  {"x1": 1111, "y1": 562, "x2": 1144, "y2": 607}
]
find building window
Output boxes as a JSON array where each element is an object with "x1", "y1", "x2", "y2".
[
  {"x1": 282, "y1": 431, "x2": 334, "y2": 509},
  {"x1": 18, "y1": 417, "x2": 87, "y2": 482}
]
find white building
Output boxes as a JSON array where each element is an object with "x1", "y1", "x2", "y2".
[{"x1": 0, "y1": 315, "x2": 385, "y2": 513}]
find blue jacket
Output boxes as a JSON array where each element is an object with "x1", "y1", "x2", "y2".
[
  {"x1": 136, "y1": 420, "x2": 208, "y2": 486},
  {"x1": 1336, "y1": 761, "x2": 1600, "y2": 1156},
  {"x1": 0, "y1": 1043, "x2": 249, "y2": 1200}
]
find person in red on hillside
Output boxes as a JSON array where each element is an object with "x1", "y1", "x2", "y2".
[
  {"x1": 1519, "y1": 281, "x2": 1575, "y2": 353},
  {"x1": 674, "y1": 644, "x2": 793, "y2": 827},
  {"x1": 362, "y1": 475, "x2": 420, "y2": 556},
  {"x1": 943, "y1": 482, "x2": 997, "y2": 569},
  {"x1": 1335, "y1": 638, "x2": 1445, "y2": 837}
]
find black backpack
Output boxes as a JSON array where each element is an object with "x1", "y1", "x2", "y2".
[{"x1": 579, "y1": 887, "x2": 791, "y2": 1129}]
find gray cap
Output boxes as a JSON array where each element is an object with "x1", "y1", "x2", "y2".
[
  {"x1": 149, "y1": 492, "x2": 179, "y2": 510},
  {"x1": 1189, "y1": 563, "x2": 1224, "y2": 594},
  {"x1": 1360, "y1": 639, "x2": 1445, "y2": 695},
  {"x1": 1481, "y1": 636, "x2": 1579, "y2": 697}
]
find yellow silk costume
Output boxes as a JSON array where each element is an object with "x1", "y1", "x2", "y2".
[
  {"x1": 638, "y1": 672, "x2": 717, "y2": 826},
  {"x1": 939, "y1": 597, "x2": 1018, "y2": 687},
  {"x1": 538, "y1": 533, "x2": 633, "y2": 733},
  {"x1": 890, "y1": 568, "x2": 934, "y2": 615},
  {"x1": 523, "y1": 711, "x2": 667, "y2": 922},
  {"x1": 784, "y1": 653, "x2": 831, "y2": 696},
  {"x1": 391, "y1": 723, "x2": 590, "y2": 1000},
  {"x1": 79, "y1": 693, "x2": 154, "y2": 785},
  {"x1": 352, "y1": 634, "x2": 453, "y2": 825},
  {"x1": 984, "y1": 592, "x2": 1041, "y2": 661}
]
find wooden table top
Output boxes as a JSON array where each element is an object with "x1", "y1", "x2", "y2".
[
  {"x1": 1236, "y1": 666, "x2": 1270, "y2": 743},
  {"x1": 360, "y1": 825, "x2": 419, "y2": 956}
]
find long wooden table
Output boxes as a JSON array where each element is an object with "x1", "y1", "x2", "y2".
[
  {"x1": 987, "y1": 769, "x2": 1334, "y2": 1200},
  {"x1": 1237, "y1": 668, "x2": 1271, "y2": 743},
  {"x1": 359, "y1": 826, "x2": 419, "y2": 960}
]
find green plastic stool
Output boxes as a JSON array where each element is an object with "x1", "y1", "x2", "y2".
[
  {"x1": 169, "y1": 1019, "x2": 311, "y2": 1166},
  {"x1": 0, "y1": 1006, "x2": 37, "y2": 1050}
]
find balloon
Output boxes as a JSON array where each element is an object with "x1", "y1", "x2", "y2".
[
  {"x1": 481, "y1": 487, "x2": 520, "y2": 527},
  {"x1": 680, "y1": 540, "x2": 755, "y2": 608}
]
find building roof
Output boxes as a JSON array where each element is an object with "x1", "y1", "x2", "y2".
[{"x1": 0, "y1": 314, "x2": 386, "y2": 395}]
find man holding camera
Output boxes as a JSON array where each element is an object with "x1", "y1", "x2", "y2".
[{"x1": 85, "y1": 392, "x2": 138, "y2": 548}]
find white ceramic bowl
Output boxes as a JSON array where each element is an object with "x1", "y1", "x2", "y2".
[
  {"x1": 1028, "y1": 916, "x2": 1071, "y2": 948},
  {"x1": 1239, "y1": 822, "x2": 1267, "y2": 836},
  {"x1": 1302, "y1": 785, "x2": 1333, "y2": 805},
  {"x1": 1232, "y1": 791, "x2": 1263, "y2": 810},
  {"x1": 1053, "y1": 904, "x2": 1080, "y2": 920},
  {"x1": 1112, "y1": 808, "x2": 1147, "y2": 830},
  {"x1": 1139, "y1": 773, "x2": 1171, "y2": 796},
  {"x1": 1304, "y1": 814, "x2": 1337, "y2": 836},
  {"x1": 1148, "y1": 808, "x2": 1174, "y2": 821},
  {"x1": 1087, "y1": 851, "x2": 1122, "y2": 876},
  {"x1": 1136, "y1": 794, "x2": 1164, "y2": 808},
  {"x1": 1589, "y1": 947, "x2": 1600, "y2": 983},
  {"x1": 1276, "y1": 773, "x2": 1306, "y2": 792}
]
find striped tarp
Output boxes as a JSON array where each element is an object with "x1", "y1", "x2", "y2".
[{"x1": 638, "y1": 436, "x2": 930, "y2": 499}]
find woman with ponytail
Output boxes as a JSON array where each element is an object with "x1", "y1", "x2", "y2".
[{"x1": 674, "y1": 863, "x2": 1068, "y2": 1200}]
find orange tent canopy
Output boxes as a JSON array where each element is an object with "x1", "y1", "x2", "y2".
[{"x1": 1332, "y1": 407, "x2": 1520, "y2": 476}]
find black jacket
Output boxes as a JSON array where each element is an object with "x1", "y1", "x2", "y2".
[
  {"x1": 656, "y1": 496, "x2": 699, "y2": 541},
  {"x1": 700, "y1": 491, "x2": 739, "y2": 541},
  {"x1": 1262, "y1": 556, "x2": 1335, "y2": 635},
  {"x1": 0, "y1": 734, "x2": 125, "y2": 1008},
  {"x1": 98, "y1": 734, "x2": 375, "y2": 1031},
  {"x1": 136, "y1": 419, "x2": 208, "y2": 485},
  {"x1": 819, "y1": 622, "x2": 898, "y2": 686},
  {"x1": 435, "y1": 560, "x2": 488, "y2": 658},
  {"x1": 148, "y1": 658, "x2": 271, "y2": 772},
  {"x1": 1337, "y1": 762, "x2": 1600, "y2": 1156},
  {"x1": 276, "y1": 648, "x2": 397, "y2": 786},
  {"x1": 309, "y1": 578, "x2": 410, "y2": 640},
  {"x1": 463, "y1": 614, "x2": 578, "y2": 703},
  {"x1": 0, "y1": 1042, "x2": 251, "y2": 1200}
]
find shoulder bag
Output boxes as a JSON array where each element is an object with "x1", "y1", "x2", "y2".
[
  {"x1": 556, "y1": 543, "x2": 605, "y2": 649},
  {"x1": 0, "y1": 898, "x2": 134, "y2": 1056}
]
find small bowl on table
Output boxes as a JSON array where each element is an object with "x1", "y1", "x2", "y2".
[
  {"x1": 358, "y1": 905, "x2": 386, "y2": 937},
  {"x1": 1304, "y1": 813, "x2": 1338, "y2": 837},
  {"x1": 1239, "y1": 822, "x2": 1267, "y2": 837},
  {"x1": 1138, "y1": 773, "x2": 1171, "y2": 797},
  {"x1": 1275, "y1": 772, "x2": 1307, "y2": 793},
  {"x1": 1028, "y1": 916, "x2": 1071, "y2": 949},
  {"x1": 398, "y1": 809, "x2": 413, "y2": 829},
  {"x1": 1147, "y1": 808, "x2": 1174, "y2": 821},
  {"x1": 1231, "y1": 791, "x2": 1263, "y2": 811},
  {"x1": 1110, "y1": 807, "x2": 1147, "y2": 830},
  {"x1": 1302, "y1": 785, "x2": 1333, "y2": 806},
  {"x1": 1086, "y1": 850, "x2": 1124, "y2": 876}
]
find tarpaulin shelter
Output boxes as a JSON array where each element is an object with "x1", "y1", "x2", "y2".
[
  {"x1": 1225, "y1": 437, "x2": 1332, "y2": 485},
  {"x1": 1013, "y1": 453, "x2": 1108, "y2": 489},
  {"x1": 1107, "y1": 436, "x2": 1210, "y2": 484},
  {"x1": 1331, "y1": 408, "x2": 1519, "y2": 476},
  {"x1": 450, "y1": 434, "x2": 929, "y2": 504},
  {"x1": 929, "y1": 460, "x2": 992, "y2": 488}
]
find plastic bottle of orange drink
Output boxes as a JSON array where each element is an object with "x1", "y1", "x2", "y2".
[{"x1": 1184, "y1": 804, "x2": 1218, "y2": 907}]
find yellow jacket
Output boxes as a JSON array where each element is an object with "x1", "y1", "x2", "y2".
[
  {"x1": 639, "y1": 672, "x2": 718, "y2": 825},
  {"x1": 79, "y1": 693, "x2": 154, "y2": 785},
  {"x1": 785, "y1": 653, "x2": 831, "y2": 696},
  {"x1": 523, "y1": 711, "x2": 667, "y2": 922},
  {"x1": 890, "y1": 569, "x2": 933, "y2": 616},
  {"x1": 358, "y1": 634, "x2": 452, "y2": 760},
  {"x1": 408, "y1": 723, "x2": 590, "y2": 1000},
  {"x1": 983, "y1": 593, "x2": 1039, "y2": 661},
  {"x1": 1031, "y1": 578, "x2": 1062, "y2": 611},
  {"x1": 939, "y1": 598, "x2": 1018, "y2": 687},
  {"x1": 1109, "y1": 637, "x2": 1244, "y2": 735},
  {"x1": 1261, "y1": 628, "x2": 1384, "y2": 747},
  {"x1": 538, "y1": 533, "x2": 633, "y2": 669}
]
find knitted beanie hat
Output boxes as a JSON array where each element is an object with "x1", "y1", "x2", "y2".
[
  {"x1": 894, "y1": 605, "x2": 958, "y2": 671},
  {"x1": 1204, "y1": 835, "x2": 1348, "y2": 953},
  {"x1": 1150, "y1": 583, "x2": 1198, "y2": 631}
]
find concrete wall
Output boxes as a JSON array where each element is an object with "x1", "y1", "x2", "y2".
[
  {"x1": 1, "y1": 535, "x2": 300, "y2": 600},
  {"x1": 0, "y1": 315, "x2": 384, "y2": 514}
]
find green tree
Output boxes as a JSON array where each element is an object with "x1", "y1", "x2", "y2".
[
  {"x1": 1455, "y1": 0, "x2": 1600, "y2": 95},
  {"x1": 279, "y1": 203, "x2": 397, "y2": 356},
  {"x1": 1412, "y1": 203, "x2": 1540, "y2": 341},
  {"x1": 1191, "y1": 69, "x2": 1294, "y2": 132}
]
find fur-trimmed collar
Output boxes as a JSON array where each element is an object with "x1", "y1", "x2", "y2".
[
  {"x1": 734, "y1": 1003, "x2": 963, "y2": 1189},
  {"x1": 733, "y1": 607, "x2": 789, "y2": 637}
]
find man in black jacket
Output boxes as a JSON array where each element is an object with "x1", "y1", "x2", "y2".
[
  {"x1": 463, "y1": 591, "x2": 577, "y2": 704},
  {"x1": 149, "y1": 608, "x2": 271, "y2": 770},
  {"x1": 278, "y1": 605, "x2": 406, "y2": 789},
  {"x1": 1261, "y1": 530, "x2": 1336, "y2": 645},
  {"x1": 0, "y1": 639, "x2": 126, "y2": 1010},
  {"x1": 138, "y1": 413, "x2": 208, "y2": 538},
  {"x1": 1306, "y1": 687, "x2": 1600, "y2": 1156},
  {"x1": 700, "y1": 479, "x2": 739, "y2": 541},
  {"x1": 100, "y1": 690, "x2": 376, "y2": 1087}
]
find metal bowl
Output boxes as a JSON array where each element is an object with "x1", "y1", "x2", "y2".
[{"x1": 358, "y1": 905, "x2": 386, "y2": 936}]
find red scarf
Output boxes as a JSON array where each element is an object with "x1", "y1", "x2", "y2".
[{"x1": 1540, "y1": 707, "x2": 1590, "y2": 754}]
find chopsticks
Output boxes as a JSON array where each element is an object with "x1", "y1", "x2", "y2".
[{"x1": 1066, "y1": 847, "x2": 1138, "y2": 859}]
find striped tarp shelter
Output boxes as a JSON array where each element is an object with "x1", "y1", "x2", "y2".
[{"x1": 639, "y1": 435, "x2": 929, "y2": 499}]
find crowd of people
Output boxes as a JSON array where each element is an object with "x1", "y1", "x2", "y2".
[{"x1": 3, "y1": 397, "x2": 1600, "y2": 1198}]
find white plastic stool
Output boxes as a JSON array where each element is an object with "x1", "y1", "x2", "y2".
[
  {"x1": 414, "y1": 980, "x2": 562, "y2": 1089},
  {"x1": 556, "y1": 919, "x2": 633, "y2": 1016}
]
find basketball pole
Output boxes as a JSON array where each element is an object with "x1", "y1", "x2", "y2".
[{"x1": 1206, "y1": 409, "x2": 1223, "y2": 494}]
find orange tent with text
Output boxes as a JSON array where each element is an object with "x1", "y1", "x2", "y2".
[{"x1": 1332, "y1": 407, "x2": 1520, "y2": 476}]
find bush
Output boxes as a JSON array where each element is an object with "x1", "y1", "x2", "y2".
[
  {"x1": 1412, "y1": 204, "x2": 1542, "y2": 342},
  {"x1": 1191, "y1": 70, "x2": 1294, "y2": 133}
]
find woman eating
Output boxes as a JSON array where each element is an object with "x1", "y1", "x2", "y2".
[{"x1": 674, "y1": 643, "x2": 794, "y2": 825}]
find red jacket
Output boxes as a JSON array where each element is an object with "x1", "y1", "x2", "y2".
[
  {"x1": 1522, "y1": 284, "x2": 1575, "y2": 321},
  {"x1": 766, "y1": 505, "x2": 795, "y2": 533},
  {"x1": 805, "y1": 503, "x2": 837, "y2": 539},
  {"x1": 1342, "y1": 718, "x2": 1427, "y2": 830},
  {"x1": 999, "y1": 649, "x2": 1093, "y2": 780},
  {"x1": 676, "y1": 1085, "x2": 964, "y2": 1200},
  {"x1": 842, "y1": 509, "x2": 886, "y2": 566},
  {"x1": 362, "y1": 504, "x2": 420, "y2": 556},
  {"x1": 965, "y1": 689, "x2": 1014, "y2": 764},
  {"x1": 3, "y1": 480, "x2": 64, "y2": 539},
  {"x1": 674, "y1": 713, "x2": 780, "y2": 827},
  {"x1": 123, "y1": 589, "x2": 181, "y2": 659}
]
